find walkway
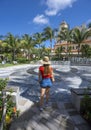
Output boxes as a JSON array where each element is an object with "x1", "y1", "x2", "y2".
[{"x1": 0, "y1": 64, "x2": 91, "y2": 130}]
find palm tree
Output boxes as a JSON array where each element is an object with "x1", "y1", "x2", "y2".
[
  {"x1": 33, "y1": 32, "x2": 45, "y2": 59},
  {"x1": 55, "y1": 46, "x2": 64, "y2": 59},
  {"x1": 40, "y1": 44, "x2": 51, "y2": 57},
  {"x1": 4, "y1": 33, "x2": 21, "y2": 61},
  {"x1": 88, "y1": 22, "x2": 91, "y2": 28},
  {"x1": 81, "y1": 44, "x2": 91, "y2": 57},
  {"x1": 43, "y1": 26, "x2": 54, "y2": 49},
  {"x1": 67, "y1": 46, "x2": 72, "y2": 58},
  {"x1": 0, "y1": 40, "x2": 3, "y2": 54},
  {"x1": 57, "y1": 27, "x2": 73, "y2": 59},
  {"x1": 21, "y1": 34, "x2": 35, "y2": 60},
  {"x1": 33, "y1": 33, "x2": 44, "y2": 47},
  {"x1": 72, "y1": 25, "x2": 91, "y2": 57}
]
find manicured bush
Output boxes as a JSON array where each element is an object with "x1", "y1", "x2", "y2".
[
  {"x1": 0, "y1": 78, "x2": 8, "y2": 91},
  {"x1": 17, "y1": 57, "x2": 29, "y2": 63},
  {"x1": 80, "y1": 88, "x2": 91, "y2": 124}
]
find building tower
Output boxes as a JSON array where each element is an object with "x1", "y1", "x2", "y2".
[
  {"x1": 56, "y1": 21, "x2": 69, "y2": 43},
  {"x1": 59, "y1": 21, "x2": 68, "y2": 32}
]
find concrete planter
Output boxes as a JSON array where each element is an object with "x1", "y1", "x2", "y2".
[
  {"x1": 71, "y1": 88, "x2": 91, "y2": 112},
  {"x1": 3, "y1": 86, "x2": 19, "y2": 109}
]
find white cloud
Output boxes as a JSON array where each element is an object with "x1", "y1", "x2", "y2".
[
  {"x1": 45, "y1": 0, "x2": 77, "y2": 16},
  {"x1": 33, "y1": 14, "x2": 49, "y2": 24}
]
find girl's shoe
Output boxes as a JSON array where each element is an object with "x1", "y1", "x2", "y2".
[
  {"x1": 45, "y1": 103, "x2": 49, "y2": 107},
  {"x1": 45, "y1": 102, "x2": 51, "y2": 107},
  {"x1": 39, "y1": 107, "x2": 44, "y2": 111}
]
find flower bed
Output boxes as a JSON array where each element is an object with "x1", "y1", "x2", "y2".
[
  {"x1": 0, "y1": 96, "x2": 3, "y2": 123},
  {"x1": 80, "y1": 94, "x2": 91, "y2": 125},
  {"x1": 0, "y1": 78, "x2": 20, "y2": 130}
]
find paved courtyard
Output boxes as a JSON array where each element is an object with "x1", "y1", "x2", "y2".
[{"x1": 0, "y1": 64, "x2": 91, "y2": 130}]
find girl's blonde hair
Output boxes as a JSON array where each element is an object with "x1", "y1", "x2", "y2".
[{"x1": 44, "y1": 65, "x2": 52, "y2": 76}]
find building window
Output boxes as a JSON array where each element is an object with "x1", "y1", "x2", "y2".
[
  {"x1": 62, "y1": 47, "x2": 65, "y2": 50},
  {"x1": 76, "y1": 46, "x2": 78, "y2": 49}
]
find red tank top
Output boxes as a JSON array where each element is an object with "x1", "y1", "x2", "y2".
[{"x1": 39, "y1": 66, "x2": 52, "y2": 78}]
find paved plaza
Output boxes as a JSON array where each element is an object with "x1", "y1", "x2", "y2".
[{"x1": 0, "y1": 64, "x2": 91, "y2": 130}]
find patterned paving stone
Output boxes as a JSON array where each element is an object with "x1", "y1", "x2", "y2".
[
  {"x1": 67, "y1": 110, "x2": 79, "y2": 116},
  {"x1": 64, "y1": 102, "x2": 75, "y2": 109},
  {"x1": 46, "y1": 121, "x2": 59, "y2": 130},
  {"x1": 76, "y1": 123, "x2": 91, "y2": 130},
  {"x1": 26, "y1": 126, "x2": 32, "y2": 130},
  {"x1": 59, "y1": 116, "x2": 75, "y2": 130},
  {"x1": 71, "y1": 115, "x2": 86, "y2": 125},
  {"x1": 57, "y1": 102, "x2": 65, "y2": 110},
  {"x1": 9, "y1": 121, "x2": 28, "y2": 130},
  {"x1": 0, "y1": 65, "x2": 91, "y2": 130},
  {"x1": 52, "y1": 102, "x2": 58, "y2": 109},
  {"x1": 32, "y1": 122, "x2": 50, "y2": 130}
]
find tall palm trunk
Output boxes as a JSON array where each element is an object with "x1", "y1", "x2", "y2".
[
  {"x1": 77, "y1": 44, "x2": 81, "y2": 57},
  {"x1": 12, "y1": 49, "x2": 16, "y2": 61}
]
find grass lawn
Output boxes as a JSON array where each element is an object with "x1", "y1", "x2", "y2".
[
  {"x1": 0, "y1": 63, "x2": 31, "y2": 68},
  {"x1": 0, "y1": 63, "x2": 20, "y2": 68}
]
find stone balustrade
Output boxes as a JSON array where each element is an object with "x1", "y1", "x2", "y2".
[{"x1": 70, "y1": 57, "x2": 91, "y2": 66}]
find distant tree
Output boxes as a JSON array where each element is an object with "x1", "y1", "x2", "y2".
[
  {"x1": 4, "y1": 33, "x2": 21, "y2": 61},
  {"x1": 72, "y1": 25, "x2": 91, "y2": 57},
  {"x1": 87, "y1": 22, "x2": 91, "y2": 28},
  {"x1": 33, "y1": 32, "x2": 45, "y2": 59},
  {"x1": 43, "y1": 26, "x2": 54, "y2": 49},
  {"x1": 55, "y1": 46, "x2": 64, "y2": 59},
  {"x1": 21, "y1": 34, "x2": 35, "y2": 60},
  {"x1": 81, "y1": 44, "x2": 91, "y2": 57},
  {"x1": 40, "y1": 45, "x2": 51, "y2": 58},
  {"x1": 57, "y1": 27, "x2": 73, "y2": 58}
]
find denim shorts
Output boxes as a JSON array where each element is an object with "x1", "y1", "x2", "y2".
[{"x1": 40, "y1": 78, "x2": 52, "y2": 88}]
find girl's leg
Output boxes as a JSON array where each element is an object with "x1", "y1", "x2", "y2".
[
  {"x1": 40, "y1": 88, "x2": 46, "y2": 107},
  {"x1": 45, "y1": 87, "x2": 50, "y2": 103}
]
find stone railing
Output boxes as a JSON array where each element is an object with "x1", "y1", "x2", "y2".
[
  {"x1": 51, "y1": 61, "x2": 70, "y2": 65},
  {"x1": 69, "y1": 57, "x2": 91, "y2": 66},
  {"x1": 35, "y1": 60, "x2": 70, "y2": 66},
  {"x1": 31, "y1": 58, "x2": 91, "y2": 66}
]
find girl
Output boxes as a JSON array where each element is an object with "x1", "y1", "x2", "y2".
[{"x1": 38, "y1": 56, "x2": 55, "y2": 111}]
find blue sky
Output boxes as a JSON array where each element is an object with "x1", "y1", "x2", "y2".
[{"x1": 0, "y1": 0, "x2": 91, "y2": 37}]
